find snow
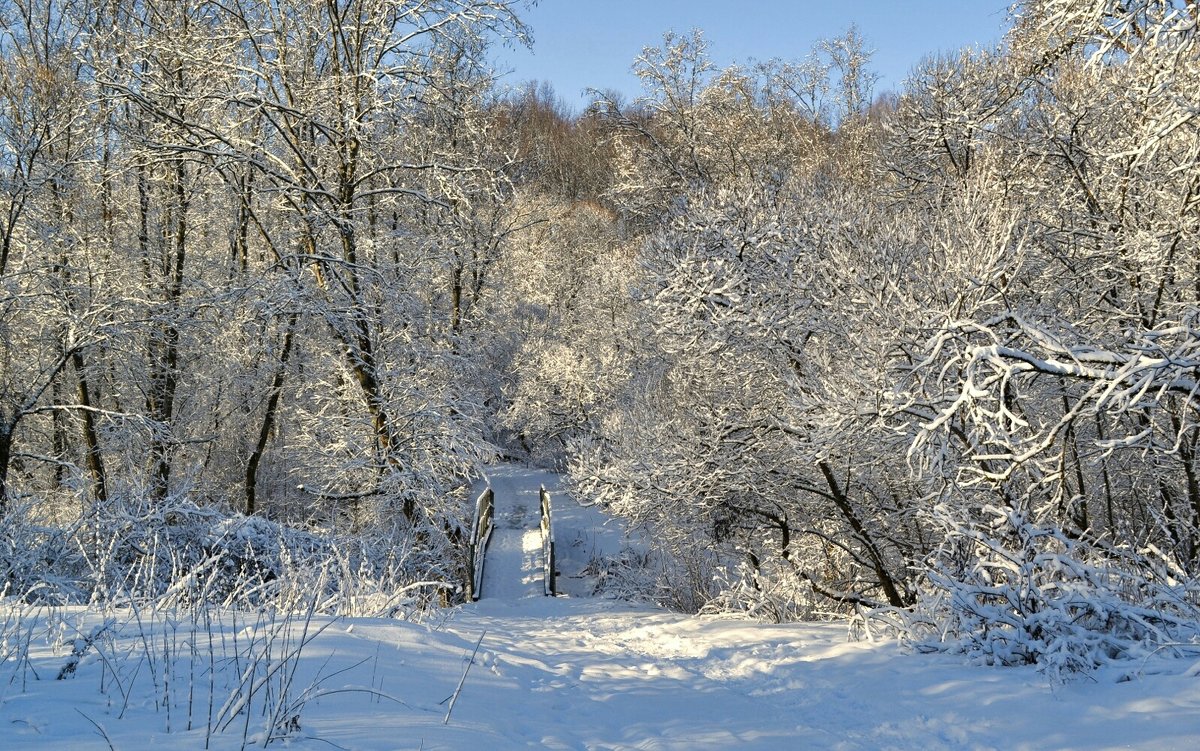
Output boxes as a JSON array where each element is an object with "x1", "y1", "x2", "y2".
[
  {"x1": 5, "y1": 595, "x2": 1200, "y2": 750},
  {"x1": 475, "y1": 464, "x2": 635, "y2": 600},
  {"x1": 4, "y1": 469, "x2": 1200, "y2": 750},
  {"x1": 477, "y1": 466, "x2": 551, "y2": 600},
  {"x1": 548, "y1": 472, "x2": 638, "y2": 599}
]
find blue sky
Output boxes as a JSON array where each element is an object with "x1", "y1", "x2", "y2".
[{"x1": 493, "y1": 1, "x2": 1011, "y2": 110}]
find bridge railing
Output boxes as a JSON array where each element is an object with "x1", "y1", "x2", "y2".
[
  {"x1": 540, "y1": 485, "x2": 556, "y2": 596},
  {"x1": 467, "y1": 487, "x2": 494, "y2": 601}
]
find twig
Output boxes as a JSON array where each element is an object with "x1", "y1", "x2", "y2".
[
  {"x1": 75, "y1": 709, "x2": 117, "y2": 751},
  {"x1": 443, "y1": 630, "x2": 486, "y2": 725}
]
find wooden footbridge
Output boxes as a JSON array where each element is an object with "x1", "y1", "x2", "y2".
[{"x1": 466, "y1": 466, "x2": 557, "y2": 601}]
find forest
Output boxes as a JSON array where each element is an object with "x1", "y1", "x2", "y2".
[{"x1": 2, "y1": 0, "x2": 1199, "y2": 683}]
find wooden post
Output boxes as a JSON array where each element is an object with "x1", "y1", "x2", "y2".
[{"x1": 540, "y1": 486, "x2": 556, "y2": 596}]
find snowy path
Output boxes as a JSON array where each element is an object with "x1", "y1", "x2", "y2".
[
  {"x1": 478, "y1": 465, "x2": 555, "y2": 600},
  {"x1": 12, "y1": 595, "x2": 1200, "y2": 750},
  {"x1": 256, "y1": 600, "x2": 1200, "y2": 750},
  {"x1": 6, "y1": 475, "x2": 1200, "y2": 749}
]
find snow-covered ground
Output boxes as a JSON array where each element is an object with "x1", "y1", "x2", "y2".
[
  {"x1": 5, "y1": 595, "x2": 1200, "y2": 750},
  {"x1": 547, "y1": 471, "x2": 637, "y2": 600},
  {"x1": 4, "y1": 470, "x2": 1200, "y2": 750}
]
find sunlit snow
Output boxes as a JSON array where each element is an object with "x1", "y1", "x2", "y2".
[{"x1": 3, "y1": 468, "x2": 1199, "y2": 750}]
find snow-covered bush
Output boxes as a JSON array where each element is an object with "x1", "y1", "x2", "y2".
[
  {"x1": 1, "y1": 494, "x2": 453, "y2": 617},
  {"x1": 700, "y1": 558, "x2": 824, "y2": 623},
  {"x1": 0, "y1": 503, "x2": 82, "y2": 604},
  {"x1": 904, "y1": 505, "x2": 1200, "y2": 682},
  {"x1": 578, "y1": 547, "x2": 658, "y2": 599}
]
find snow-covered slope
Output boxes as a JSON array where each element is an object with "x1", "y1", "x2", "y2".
[
  {"x1": 6, "y1": 595, "x2": 1200, "y2": 750},
  {"x1": 5, "y1": 470, "x2": 1200, "y2": 749}
]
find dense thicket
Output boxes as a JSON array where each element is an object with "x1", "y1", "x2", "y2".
[{"x1": 3, "y1": 0, "x2": 1199, "y2": 676}]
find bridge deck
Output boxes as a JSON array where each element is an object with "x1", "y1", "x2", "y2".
[{"x1": 478, "y1": 466, "x2": 553, "y2": 599}]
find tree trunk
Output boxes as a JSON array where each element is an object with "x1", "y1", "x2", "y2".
[
  {"x1": 0, "y1": 426, "x2": 12, "y2": 517},
  {"x1": 450, "y1": 263, "x2": 464, "y2": 334},
  {"x1": 817, "y1": 460, "x2": 908, "y2": 608},
  {"x1": 52, "y1": 376, "x2": 68, "y2": 489},
  {"x1": 148, "y1": 159, "x2": 188, "y2": 501},
  {"x1": 245, "y1": 312, "x2": 298, "y2": 516},
  {"x1": 73, "y1": 350, "x2": 108, "y2": 504}
]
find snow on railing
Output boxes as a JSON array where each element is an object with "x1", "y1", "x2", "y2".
[
  {"x1": 540, "y1": 485, "x2": 557, "y2": 596},
  {"x1": 467, "y1": 487, "x2": 494, "y2": 601}
]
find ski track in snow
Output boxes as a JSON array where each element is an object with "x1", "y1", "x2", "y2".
[{"x1": 3, "y1": 467, "x2": 1200, "y2": 750}]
